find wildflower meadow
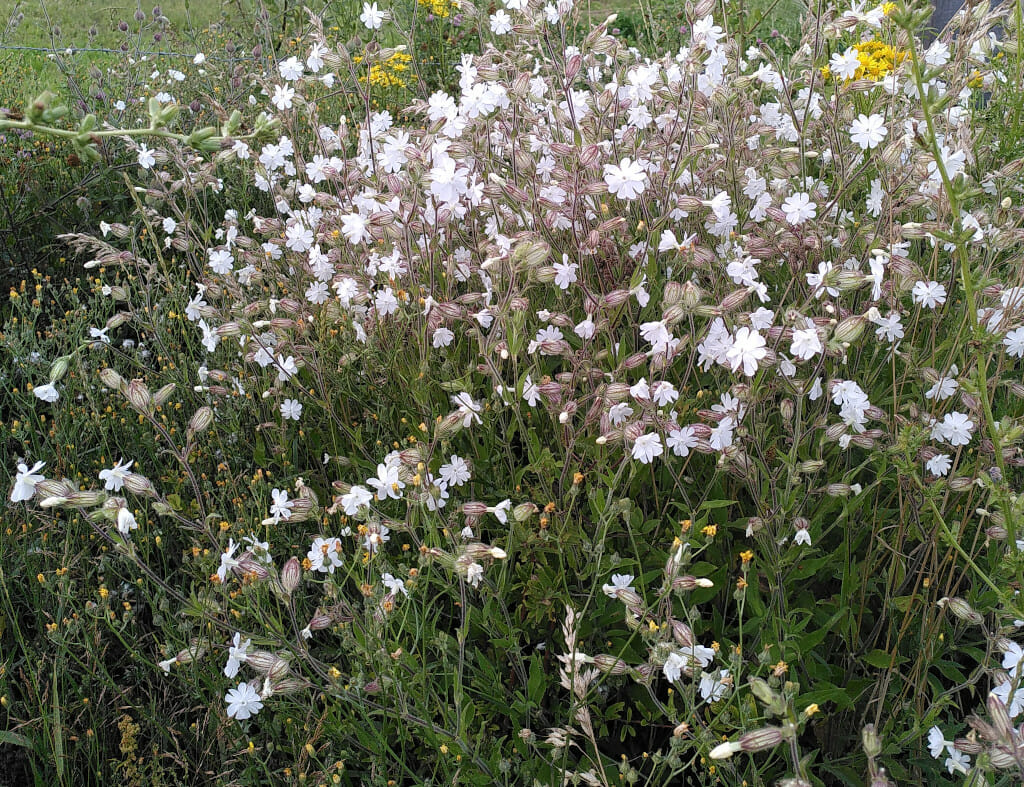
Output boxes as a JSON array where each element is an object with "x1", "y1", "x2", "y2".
[{"x1": 4, "y1": 0, "x2": 1024, "y2": 783}]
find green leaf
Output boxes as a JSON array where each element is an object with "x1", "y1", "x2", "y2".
[
  {"x1": 862, "y1": 649, "x2": 906, "y2": 669},
  {"x1": 0, "y1": 730, "x2": 31, "y2": 747}
]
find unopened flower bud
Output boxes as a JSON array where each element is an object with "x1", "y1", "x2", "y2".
[
  {"x1": 98, "y1": 367, "x2": 125, "y2": 390},
  {"x1": 245, "y1": 650, "x2": 279, "y2": 672},
  {"x1": 833, "y1": 315, "x2": 867, "y2": 343},
  {"x1": 826, "y1": 483, "x2": 853, "y2": 497},
  {"x1": 948, "y1": 476, "x2": 974, "y2": 491},
  {"x1": 188, "y1": 406, "x2": 214, "y2": 435},
  {"x1": 49, "y1": 356, "x2": 71, "y2": 383},
  {"x1": 937, "y1": 596, "x2": 984, "y2": 625},
  {"x1": 121, "y1": 473, "x2": 157, "y2": 498},
  {"x1": 280, "y1": 556, "x2": 302, "y2": 594},
  {"x1": 125, "y1": 379, "x2": 152, "y2": 413},
  {"x1": 513, "y1": 502, "x2": 538, "y2": 522},
  {"x1": 672, "y1": 575, "x2": 714, "y2": 591},
  {"x1": 861, "y1": 724, "x2": 882, "y2": 758},
  {"x1": 593, "y1": 654, "x2": 630, "y2": 675},
  {"x1": 152, "y1": 383, "x2": 175, "y2": 407},
  {"x1": 601, "y1": 289, "x2": 631, "y2": 308}
]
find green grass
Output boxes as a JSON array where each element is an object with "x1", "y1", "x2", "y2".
[{"x1": 2, "y1": 0, "x2": 237, "y2": 50}]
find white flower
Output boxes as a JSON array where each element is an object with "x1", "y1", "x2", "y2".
[
  {"x1": 225, "y1": 681, "x2": 263, "y2": 720},
  {"x1": 603, "y1": 158, "x2": 647, "y2": 200},
  {"x1": 726, "y1": 327, "x2": 767, "y2": 376},
  {"x1": 439, "y1": 455, "x2": 471, "y2": 487},
  {"x1": 793, "y1": 522, "x2": 811, "y2": 546},
  {"x1": 340, "y1": 485, "x2": 372, "y2": 515},
  {"x1": 116, "y1": 507, "x2": 138, "y2": 535},
  {"x1": 931, "y1": 412, "x2": 975, "y2": 447},
  {"x1": 33, "y1": 383, "x2": 59, "y2": 402},
  {"x1": 849, "y1": 113, "x2": 887, "y2": 150},
  {"x1": 360, "y1": 2, "x2": 385, "y2": 29},
  {"x1": 382, "y1": 572, "x2": 408, "y2": 596},
  {"x1": 432, "y1": 327, "x2": 455, "y2": 348},
  {"x1": 790, "y1": 323, "x2": 822, "y2": 361},
  {"x1": 466, "y1": 562, "x2": 484, "y2": 587},
  {"x1": 278, "y1": 56, "x2": 303, "y2": 81},
  {"x1": 452, "y1": 392, "x2": 482, "y2": 427},
  {"x1": 367, "y1": 462, "x2": 404, "y2": 500},
  {"x1": 269, "y1": 488, "x2": 294, "y2": 521},
  {"x1": 307, "y1": 536, "x2": 344, "y2": 573},
  {"x1": 1002, "y1": 640, "x2": 1024, "y2": 678},
  {"x1": 11, "y1": 460, "x2": 45, "y2": 502},
  {"x1": 280, "y1": 399, "x2": 303, "y2": 420},
  {"x1": 1004, "y1": 327, "x2": 1024, "y2": 358},
  {"x1": 829, "y1": 48, "x2": 861, "y2": 80},
  {"x1": 925, "y1": 370, "x2": 958, "y2": 401},
  {"x1": 99, "y1": 458, "x2": 134, "y2": 491},
  {"x1": 137, "y1": 144, "x2": 156, "y2": 169},
  {"x1": 945, "y1": 748, "x2": 970, "y2": 775},
  {"x1": 271, "y1": 84, "x2": 295, "y2": 111},
  {"x1": 490, "y1": 10, "x2": 512, "y2": 34},
  {"x1": 781, "y1": 192, "x2": 816, "y2": 225},
  {"x1": 927, "y1": 726, "x2": 948, "y2": 759},
  {"x1": 926, "y1": 454, "x2": 952, "y2": 477},
  {"x1": 553, "y1": 258, "x2": 578, "y2": 290},
  {"x1": 699, "y1": 669, "x2": 731, "y2": 702},
  {"x1": 631, "y1": 433, "x2": 663, "y2": 464},
  {"x1": 911, "y1": 280, "x2": 947, "y2": 309},
  {"x1": 667, "y1": 426, "x2": 698, "y2": 457},
  {"x1": 662, "y1": 652, "x2": 688, "y2": 683},
  {"x1": 601, "y1": 574, "x2": 635, "y2": 598},
  {"x1": 224, "y1": 633, "x2": 250, "y2": 678}
]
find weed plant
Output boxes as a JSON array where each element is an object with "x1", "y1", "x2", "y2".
[{"x1": 4, "y1": 0, "x2": 1024, "y2": 785}]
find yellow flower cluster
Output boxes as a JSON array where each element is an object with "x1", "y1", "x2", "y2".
[
  {"x1": 418, "y1": 0, "x2": 459, "y2": 18},
  {"x1": 353, "y1": 52, "x2": 413, "y2": 89},
  {"x1": 822, "y1": 39, "x2": 907, "y2": 82}
]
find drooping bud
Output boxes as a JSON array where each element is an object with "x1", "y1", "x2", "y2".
[
  {"x1": 937, "y1": 596, "x2": 984, "y2": 626},
  {"x1": 124, "y1": 379, "x2": 153, "y2": 414}
]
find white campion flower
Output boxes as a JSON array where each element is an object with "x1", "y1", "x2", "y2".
[
  {"x1": 269, "y1": 488, "x2": 294, "y2": 522},
  {"x1": 603, "y1": 158, "x2": 647, "y2": 200},
  {"x1": 432, "y1": 327, "x2": 455, "y2": 348},
  {"x1": 340, "y1": 485, "x2": 373, "y2": 515},
  {"x1": 790, "y1": 322, "x2": 822, "y2": 361},
  {"x1": 490, "y1": 10, "x2": 512, "y2": 34},
  {"x1": 271, "y1": 84, "x2": 295, "y2": 111},
  {"x1": 452, "y1": 392, "x2": 482, "y2": 427},
  {"x1": 601, "y1": 574, "x2": 635, "y2": 598},
  {"x1": 667, "y1": 426, "x2": 698, "y2": 457},
  {"x1": 829, "y1": 47, "x2": 861, "y2": 80},
  {"x1": 367, "y1": 462, "x2": 404, "y2": 500},
  {"x1": 911, "y1": 280, "x2": 947, "y2": 309},
  {"x1": 137, "y1": 144, "x2": 156, "y2": 169},
  {"x1": 307, "y1": 536, "x2": 344, "y2": 573},
  {"x1": 553, "y1": 257, "x2": 578, "y2": 290},
  {"x1": 11, "y1": 460, "x2": 45, "y2": 502},
  {"x1": 225, "y1": 681, "x2": 263, "y2": 720},
  {"x1": 224, "y1": 633, "x2": 250, "y2": 678},
  {"x1": 1004, "y1": 327, "x2": 1024, "y2": 358},
  {"x1": 926, "y1": 454, "x2": 952, "y2": 477},
  {"x1": 439, "y1": 455, "x2": 471, "y2": 487},
  {"x1": 781, "y1": 192, "x2": 816, "y2": 225},
  {"x1": 33, "y1": 383, "x2": 60, "y2": 402},
  {"x1": 360, "y1": 1, "x2": 385, "y2": 28},
  {"x1": 382, "y1": 572, "x2": 408, "y2": 596},
  {"x1": 280, "y1": 399, "x2": 303, "y2": 421},
  {"x1": 925, "y1": 368, "x2": 958, "y2": 401},
  {"x1": 726, "y1": 327, "x2": 767, "y2": 376},
  {"x1": 931, "y1": 412, "x2": 975, "y2": 446},
  {"x1": 116, "y1": 507, "x2": 138, "y2": 536},
  {"x1": 631, "y1": 433, "x2": 663, "y2": 464},
  {"x1": 849, "y1": 113, "x2": 887, "y2": 150},
  {"x1": 698, "y1": 669, "x2": 731, "y2": 702},
  {"x1": 278, "y1": 56, "x2": 303, "y2": 81},
  {"x1": 99, "y1": 458, "x2": 134, "y2": 491}
]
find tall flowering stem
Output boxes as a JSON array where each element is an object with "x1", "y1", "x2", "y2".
[{"x1": 902, "y1": 9, "x2": 1019, "y2": 590}]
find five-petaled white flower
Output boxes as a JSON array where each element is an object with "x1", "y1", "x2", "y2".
[
  {"x1": 849, "y1": 113, "x2": 888, "y2": 150},
  {"x1": 452, "y1": 392, "x2": 482, "y2": 427},
  {"x1": 137, "y1": 144, "x2": 156, "y2": 169},
  {"x1": 269, "y1": 488, "x2": 294, "y2": 521},
  {"x1": 603, "y1": 158, "x2": 647, "y2": 200},
  {"x1": 781, "y1": 192, "x2": 816, "y2": 225},
  {"x1": 11, "y1": 460, "x2": 45, "y2": 503},
  {"x1": 631, "y1": 433, "x2": 664, "y2": 464},
  {"x1": 308, "y1": 536, "x2": 344, "y2": 573},
  {"x1": 912, "y1": 280, "x2": 947, "y2": 309},
  {"x1": 99, "y1": 458, "x2": 134, "y2": 492},
  {"x1": 280, "y1": 399, "x2": 303, "y2": 421},
  {"x1": 225, "y1": 681, "x2": 263, "y2": 720},
  {"x1": 33, "y1": 383, "x2": 60, "y2": 402},
  {"x1": 931, "y1": 412, "x2": 975, "y2": 446},
  {"x1": 360, "y1": 1, "x2": 385, "y2": 29},
  {"x1": 726, "y1": 327, "x2": 767, "y2": 376},
  {"x1": 224, "y1": 633, "x2": 250, "y2": 678}
]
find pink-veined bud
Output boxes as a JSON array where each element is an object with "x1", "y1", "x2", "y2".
[{"x1": 280, "y1": 557, "x2": 302, "y2": 594}]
